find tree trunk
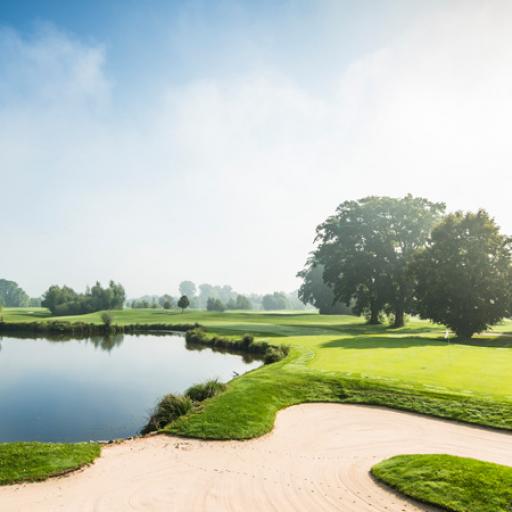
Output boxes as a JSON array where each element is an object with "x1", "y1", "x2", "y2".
[
  {"x1": 393, "y1": 306, "x2": 405, "y2": 328},
  {"x1": 367, "y1": 302, "x2": 381, "y2": 325}
]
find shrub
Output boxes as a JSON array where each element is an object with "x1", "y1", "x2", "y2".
[
  {"x1": 142, "y1": 394, "x2": 193, "y2": 434},
  {"x1": 101, "y1": 312, "x2": 113, "y2": 327},
  {"x1": 185, "y1": 379, "x2": 227, "y2": 402}
]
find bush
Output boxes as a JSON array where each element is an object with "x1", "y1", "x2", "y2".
[
  {"x1": 101, "y1": 312, "x2": 113, "y2": 327},
  {"x1": 142, "y1": 394, "x2": 193, "y2": 434},
  {"x1": 185, "y1": 379, "x2": 226, "y2": 402}
]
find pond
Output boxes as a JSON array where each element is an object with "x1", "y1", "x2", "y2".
[{"x1": 0, "y1": 333, "x2": 261, "y2": 442}]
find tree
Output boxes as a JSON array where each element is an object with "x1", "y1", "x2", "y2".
[
  {"x1": 41, "y1": 281, "x2": 126, "y2": 316},
  {"x1": 297, "y1": 260, "x2": 353, "y2": 314},
  {"x1": 178, "y1": 295, "x2": 190, "y2": 312},
  {"x1": 262, "y1": 292, "x2": 288, "y2": 311},
  {"x1": 314, "y1": 195, "x2": 445, "y2": 326},
  {"x1": 0, "y1": 279, "x2": 30, "y2": 307},
  {"x1": 206, "y1": 297, "x2": 225, "y2": 312},
  {"x1": 412, "y1": 210, "x2": 512, "y2": 339},
  {"x1": 179, "y1": 281, "x2": 196, "y2": 299},
  {"x1": 235, "y1": 294, "x2": 252, "y2": 310}
]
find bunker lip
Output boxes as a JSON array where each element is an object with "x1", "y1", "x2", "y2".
[{"x1": 1, "y1": 403, "x2": 510, "y2": 511}]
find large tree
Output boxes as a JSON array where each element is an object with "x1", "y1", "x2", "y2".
[
  {"x1": 412, "y1": 210, "x2": 512, "y2": 339},
  {"x1": 0, "y1": 279, "x2": 30, "y2": 307},
  {"x1": 297, "y1": 260, "x2": 353, "y2": 314},
  {"x1": 314, "y1": 195, "x2": 445, "y2": 326}
]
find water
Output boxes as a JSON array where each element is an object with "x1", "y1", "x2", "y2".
[{"x1": 0, "y1": 333, "x2": 261, "y2": 442}]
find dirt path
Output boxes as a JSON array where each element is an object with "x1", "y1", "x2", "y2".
[{"x1": 1, "y1": 404, "x2": 511, "y2": 511}]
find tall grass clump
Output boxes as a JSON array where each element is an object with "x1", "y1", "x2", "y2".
[
  {"x1": 142, "y1": 394, "x2": 193, "y2": 434},
  {"x1": 185, "y1": 379, "x2": 226, "y2": 402}
]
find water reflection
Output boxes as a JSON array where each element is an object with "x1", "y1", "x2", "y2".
[{"x1": 0, "y1": 333, "x2": 261, "y2": 442}]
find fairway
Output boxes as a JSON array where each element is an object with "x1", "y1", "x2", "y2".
[{"x1": 3, "y1": 308, "x2": 512, "y2": 413}]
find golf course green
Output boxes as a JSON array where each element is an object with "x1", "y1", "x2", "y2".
[{"x1": 1, "y1": 307, "x2": 512, "y2": 492}]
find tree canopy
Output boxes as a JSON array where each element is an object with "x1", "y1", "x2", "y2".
[
  {"x1": 297, "y1": 260, "x2": 353, "y2": 314},
  {"x1": 0, "y1": 279, "x2": 30, "y2": 307},
  {"x1": 178, "y1": 295, "x2": 190, "y2": 312},
  {"x1": 179, "y1": 281, "x2": 197, "y2": 299},
  {"x1": 412, "y1": 210, "x2": 512, "y2": 338},
  {"x1": 314, "y1": 195, "x2": 445, "y2": 326},
  {"x1": 262, "y1": 292, "x2": 288, "y2": 311},
  {"x1": 206, "y1": 297, "x2": 225, "y2": 312},
  {"x1": 41, "y1": 281, "x2": 126, "y2": 316}
]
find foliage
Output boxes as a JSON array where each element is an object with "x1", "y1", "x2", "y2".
[
  {"x1": 41, "y1": 281, "x2": 125, "y2": 316},
  {"x1": 314, "y1": 195, "x2": 445, "y2": 326},
  {"x1": 227, "y1": 294, "x2": 252, "y2": 310},
  {"x1": 179, "y1": 281, "x2": 197, "y2": 298},
  {"x1": 297, "y1": 260, "x2": 353, "y2": 314},
  {"x1": 142, "y1": 394, "x2": 193, "y2": 434},
  {"x1": 159, "y1": 294, "x2": 175, "y2": 309},
  {"x1": 185, "y1": 379, "x2": 227, "y2": 402},
  {"x1": 206, "y1": 297, "x2": 225, "y2": 312},
  {"x1": 412, "y1": 210, "x2": 512, "y2": 338},
  {"x1": 185, "y1": 327, "x2": 289, "y2": 363},
  {"x1": 178, "y1": 295, "x2": 190, "y2": 312},
  {"x1": 372, "y1": 454, "x2": 512, "y2": 512},
  {"x1": 0, "y1": 442, "x2": 100, "y2": 486},
  {"x1": 262, "y1": 291, "x2": 288, "y2": 310},
  {"x1": 100, "y1": 312, "x2": 113, "y2": 327},
  {"x1": 0, "y1": 279, "x2": 30, "y2": 307}
]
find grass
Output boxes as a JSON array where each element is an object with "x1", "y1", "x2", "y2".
[
  {"x1": 2, "y1": 308, "x2": 512, "y2": 470},
  {"x1": 0, "y1": 442, "x2": 100, "y2": 486},
  {"x1": 371, "y1": 454, "x2": 512, "y2": 512}
]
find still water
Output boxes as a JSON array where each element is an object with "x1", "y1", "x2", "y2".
[{"x1": 0, "y1": 333, "x2": 260, "y2": 442}]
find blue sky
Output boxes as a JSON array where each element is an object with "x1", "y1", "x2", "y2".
[{"x1": 2, "y1": 1, "x2": 512, "y2": 297}]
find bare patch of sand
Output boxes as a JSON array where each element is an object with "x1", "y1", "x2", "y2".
[{"x1": 1, "y1": 404, "x2": 511, "y2": 511}]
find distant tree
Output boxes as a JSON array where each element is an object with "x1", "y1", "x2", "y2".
[
  {"x1": 163, "y1": 300, "x2": 173, "y2": 310},
  {"x1": 315, "y1": 195, "x2": 445, "y2": 326},
  {"x1": 159, "y1": 294, "x2": 175, "y2": 308},
  {"x1": 412, "y1": 210, "x2": 512, "y2": 339},
  {"x1": 235, "y1": 294, "x2": 252, "y2": 310},
  {"x1": 0, "y1": 279, "x2": 30, "y2": 307},
  {"x1": 41, "y1": 281, "x2": 126, "y2": 316},
  {"x1": 178, "y1": 295, "x2": 190, "y2": 313},
  {"x1": 179, "y1": 281, "x2": 196, "y2": 299},
  {"x1": 29, "y1": 297, "x2": 42, "y2": 307},
  {"x1": 262, "y1": 292, "x2": 288, "y2": 311},
  {"x1": 298, "y1": 260, "x2": 353, "y2": 314},
  {"x1": 207, "y1": 297, "x2": 225, "y2": 312}
]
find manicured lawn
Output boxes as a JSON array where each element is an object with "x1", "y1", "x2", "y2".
[
  {"x1": 0, "y1": 442, "x2": 100, "y2": 485},
  {"x1": 2, "y1": 308, "x2": 512, "y2": 438},
  {"x1": 371, "y1": 454, "x2": 512, "y2": 512}
]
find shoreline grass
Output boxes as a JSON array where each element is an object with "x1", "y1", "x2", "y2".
[
  {"x1": 371, "y1": 454, "x2": 512, "y2": 512},
  {"x1": 0, "y1": 442, "x2": 100, "y2": 486},
  {"x1": 1, "y1": 307, "x2": 512, "y2": 486}
]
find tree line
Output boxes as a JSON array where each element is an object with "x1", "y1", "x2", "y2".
[
  {"x1": 298, "y1": 195, "x2": 512, "y2": 338},
  {"x1": 41, "y1": 281, "x2": 126, "y2": 316}
]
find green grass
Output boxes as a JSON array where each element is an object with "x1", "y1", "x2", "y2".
[
  {"x1": 3, "y1": 308, "x2": 512, "y2": 439},
  {"x1": 0, "y1": 442, "x2": 100, "y2": 486},
  {"x1": 371, "y1": 454, "x2": 512, "y2": 512}
]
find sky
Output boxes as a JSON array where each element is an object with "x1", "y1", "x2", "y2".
[{"x1": 2, "y1": 0, "x2": 512, "y2": 298}]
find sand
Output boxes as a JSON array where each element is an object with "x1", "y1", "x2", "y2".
[{"x1": 1, "y1": 403, "x2": 511, "y2": 511}]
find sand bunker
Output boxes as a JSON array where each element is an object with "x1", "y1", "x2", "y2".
[{"x1": 1, "y1": 403, "x2": 511, "y2": 511}]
